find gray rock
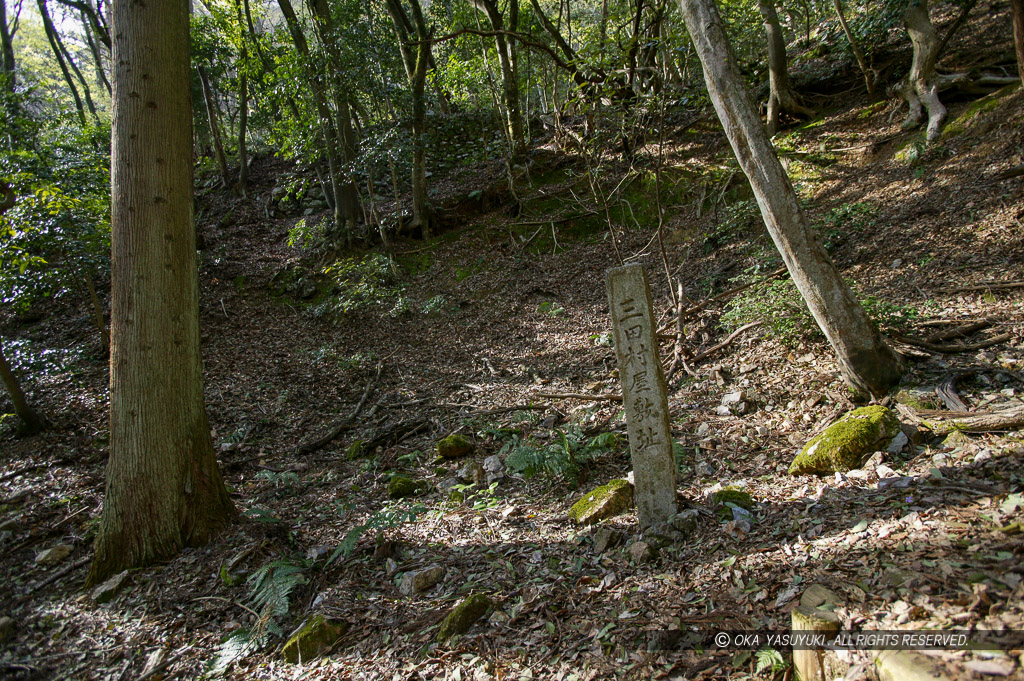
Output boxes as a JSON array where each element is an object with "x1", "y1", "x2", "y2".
[
  {"x1": 695, "y1": 460, "x2": 717, "y2": 477},
  {"x1": 0, "y1": 616, "x2": 14, "y2": 642},
  {"x1": 35, "y1": 544, "x2": 74, "y2": 566},
  {"x1": 887, "y1": 431, "x2": 909, "y2": 455},
  {"x1": 92, "y1": 570, "x2": 130, "y2": 604},
  {"x1": 399, "y1": 565, "x2": 444, "y2": 595},
  {"x1": 482, "y1": 455, "x2": 505, "y2": 483},
  {"x1": 457, "y1": 461, "x2": 485, "y2": 485},
  {"x1": 734, "y1": 401, "x2": 749, "y2": 415},
  {"x1": 696, "y1": 423, "x2": 711, "y2": 437},
  {"x1": 715, "y1": 405, "x2": 732, "y2": 416},
  {"x1": 592, "y1": 526, "x2": 624, "y2": 554},
  {"x1": 722, "y1": 391, "x2": 746, "y2": 405},
  {"x1": 627, "y1": 541, "x2": 655, "y2": 563},
  {"x1": 877, "y1": 476, "x2": 915, "y2": 490},
  {"x1": 670, "y1": 510, "x2": 699, "y2": 537}
]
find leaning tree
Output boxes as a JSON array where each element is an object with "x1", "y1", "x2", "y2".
[
  {"x1": 87, "y1": 0, "x2": 234, "y2": 585},
  {"x1": 676, "y1": 0, "x2": 903, "y2": 398}
]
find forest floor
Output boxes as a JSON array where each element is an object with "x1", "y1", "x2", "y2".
[{"x1": 3, "y1": 8, "x2": 1024, "y2": 681}]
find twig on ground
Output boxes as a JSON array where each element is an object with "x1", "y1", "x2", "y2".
[
  {"x1": 29, "y1": 556, "x2": 90, "y2": 594},
  {"x1": 689, "y1": 322, "x2": 764, "y2": 363},
  {"x1": 297, "y1": 364, "x2": 382, "y2": 454},
  {"x1": 532, "y1": 391, "x2": 622, "y2": 403},
  {"x1": 894, "y1": 333, "x2": 1011, "y2": 354}
]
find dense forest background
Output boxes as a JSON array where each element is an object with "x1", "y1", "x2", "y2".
[{"x1": 1, "y1": 0, "x2": 1024, "y2": 678}]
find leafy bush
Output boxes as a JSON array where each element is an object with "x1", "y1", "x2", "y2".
[
  {"x1": 311, "y1": 253, "x2": 407, "y2": 318},
  {"x1": 504, "y1": 427, "x2": 619, "y2": 486}
]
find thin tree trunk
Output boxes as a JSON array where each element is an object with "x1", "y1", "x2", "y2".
[
  {"x1": 1, "y1": 0, "x2": 15, "y2": 93},
  {"x1": 832, "y1": 0, "x2": 873, "y2": 94},
  {"x1": 0, "y1": 340, "x2": 46, "y2": 434},
  {"x1": 901, "y1": 0, "x2": 945, "y2": 141},
  {"x1": 83, "y1": 271, "x2": 110, "y2": 352},
  {"x1": 48, "y1": 6, "x2": 100, "y2": 119},
  {"x1": 473, "y1": 0, "x2": 524, "y2": 155},
  {"x1": 757, "y1": 0, "x2": 814, "y2": 135},
  {"x1": 197, "y1": 66, "x2": 231, "y2": 188},
  {"x1": 236, "y1": 69, "x2": 248, "y2": 195},
  {"x1": 80, "y1": 10, "x2": 111, "y2": 96},
  {"x1": 88, "y1": 0, "x2": 234, "y2": 586},
  {"x1": 37, "y1": 0, "x2": 90, "y2": 126},
  {"x1": 676, "y1": 0, "x2": 903, "y2": 398},
  {"x1": 1012, "y1": 0, "x2": 1024, "y2": 83}
]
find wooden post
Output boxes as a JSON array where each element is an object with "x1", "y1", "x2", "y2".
[{"x1": 606, "y1": 264, "x2": 677, "y2": 527}]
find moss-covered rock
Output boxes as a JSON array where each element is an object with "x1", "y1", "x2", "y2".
[
  {"x1": 568, "y1": 479, "x2": 633, "y2": 525},
  {"x1": 789, "y1": 406, "x2": 901, "y2": 476},
  {"x1": 282, "y1": 615, "x2": 348, "y2": 663},
  {"x1": 437, "y1": 434, "x2": 473, "y2": 460},
  {"x1": 388, "y1": 476, "x2": 426, "y2": 499},
  {"x1": 941, "y1": 86, "x2": 1014, "y2": 140},
  {"x1": 895, "y1": 388, "x2": 939, "y2": 411},
  {"x1": 345, "y1": 440, "x2": 366, "y2": 461},
  {"x1": 436, "y1": 594, "x2": 492, "y2": 643},
  {"x1": 711, "y1": 487, "x2": 754, "y2": 520}
]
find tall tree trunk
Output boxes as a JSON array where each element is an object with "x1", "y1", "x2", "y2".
[
  {"x1": 87, "y1": 0, "x2": 234, "y2": 585},
  {"x1": 197, "y1": 67, "x2": 231, "y2": 188},
  {"x1": 756, "y1": 0, "x2": 814, "y2": 135},
  {"x1": 900, "y1": 0, "x2": 945, "y2": 141},
  {"x1": 385, "y1": 0, "x2": 433, "y2": 237},
  {"x1": 676, "y1": 0, "x2": 902, "y2": 398},
  {"x1": 236, "y1": 69, "x2": 248, "y2": 195},
  {"x1": 0, "y1": 186, "x2": 46, "y2": 435},
  {"x1": 832, "y1": 0, "x2": 873, "y2": 94},
  {"x1": 37, "y1": 0, "x2": 92, "y2": 125},
  {"x1": 1, "y1": 0, "x2": 15, "y2": 93},
  {"x1": 80, "y1": 10, "x2": 112, "y2": 96},
  {"x1": 473, "y1": 0, "x2": 525, "y2": 155},
  {"x1": 277, "y1": 0, "x2": 351, "y2": 238},
  {"x1": 1012, "y1": 0, "x2": 1024, "y2": 83}
]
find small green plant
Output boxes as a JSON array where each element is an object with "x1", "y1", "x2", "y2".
[
  {"x1": 451, "y1": 481, "x2": 501, "y2": 510},
  {"x1": 255, "y1": 470, "x2": 300, "y2": 488},
  {"x1": 286, "y1": 216, "x2": 331, "y2": 251},
  {"x1": 310, "y1": 253, "x2": 406, "y2": 319},
  {"x1": 208, "y1": 559, "x2": 308, "y2": 674},
  {"x1": 537, "y1": 301, "x2": 565, "y2": 317},
  {"x1": 754, "y1": 647, "x2": 788, "y2": 676},
  {"x1": 420, "y1": 294, "x2": 450, "y2": 315},
  {"x1": 329, "y1": 501, "x2": 424, "y2": 564},
  {"x1": 504, "y1": 427, "x2": 618, "y2": 486}
]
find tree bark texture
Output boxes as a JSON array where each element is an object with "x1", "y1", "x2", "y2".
[
  {"x1": 676, "y1": 0, "x2": 903, "y2": 398},
  {"x1": 756, "y1": 0, "x2": 814, "y2": 135},
  {"x1": 1, "y1": 0, "x2": 15, "y2": 93},
  {"x1": 901, "y1": 0, "x2": 945, "y2": 141},
  {"x1": 88, "y1": 0, "x2": 234, "y2": 585},
  {"x1": 1012, "y1": 0, "x2": 1024, "y2": 83}
]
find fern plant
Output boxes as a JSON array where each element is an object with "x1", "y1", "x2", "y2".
[
  {"x1": 208, "y1": 559, "x2": 308, "y2": 675},
  {"x1": 504, "y1": 427, "x2": 619, "y2": 486},
  {"x1": 754, "y1": 647, "x2": 788, "y2": 676},
  {"x1": 328, "y1": 501, "x2": 424, "y2": 565}
]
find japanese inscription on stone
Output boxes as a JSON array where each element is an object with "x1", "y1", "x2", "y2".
[{"x1": 606, "y1": 263, "x2": 677, "y2": 527}]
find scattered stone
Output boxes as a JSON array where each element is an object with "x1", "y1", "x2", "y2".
[
  {"x1": 457, "y1": 460, "x2": 485, "y2": 485},
  {"x1": 712, "y1": 366, "x2": 728, "y2": 386},
  {"x1": 877, "y1": 476, "x2": 915, "y2": 490},
  {"x1": 709, "y1": 487, "x2": 755, "y2": 521},
  {"x1": 755, "y1": 426, "x2": 769, "y2": 437},
  {"x1": 592, "y1": 526, "x2": 624, "y2": 554},
  {"x1": 627, "y1": 540, "x2": 655, "y2": 562},
  {"x1": 436, "y1": 594, "x2": 492, "y2": 642},
  {"x1": 388, "y1": 476, "x2": 427, "y2": 499},
  {"x1": 91, "y1": 570, "x2": 130, "y2": 604},
  {"x1": 734, "y1": 401, "x2": 749, "y2": 415},
  {"x1": 695, "y1": 460, "x2": 717, "y2": 477},
  {"x1": 0, "y1": 616, "x2": 15, "y2": 642},
  {"x1": 306, "y1": 545, "x2": 330, "y2": 561},
  {"x1": 482, "y1": 455, "x2": 505, "y2": 483},
  {"x1": 887, "y1": 431, "x2": 909, "y2": 455},
  {"x1": 876, "y1": 464, "x2": 897, "y2": 478},
  {"x1": 437, "y1": 434, "x2": 473, "y2": 460},
  {"x1": 789, "y1": 406, "x2": 901, "y2": 475},
  {"x1": 35, "y1": 544, "x2": 73, "y2": 566},
  {"x1": 385, "y1": 558, "x2": 398, "y2": 577},
  {"x1": 722, "y1": 390, "x2": 746, "y2": 405},
  {"x1": 282, "y1": 615, "x2": 349, "y2": 663},
  {"x1": 974, "y1": 449, "x2": 992, "y2": 464},
  {"x1": 696, "y1": 422, "x2": 711, "y2": 437},
  {"x1": 399, "y1": 565, "x2": 444, "y2": 595},
  {"x1": 941, "y1": 430, "x2": 972, "y2": 450},
  {"x1": 670, "y1": 510, "x2": 699, "y2": 537},
  {"x1": 568, "y1": 479, "x2": 633, "y2": 525},
  {"x1": 139, "y1": 649, "x2": 167, "y2": 679},
  {"x1": 715, "y1": 405, "x2": 732, "y2": 416}
]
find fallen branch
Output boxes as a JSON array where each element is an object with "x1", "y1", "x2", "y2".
[
  {"x1": 514, "y1": 210, "x2": 598, "y2": 226},
  {"x1": 28, "y1": 556, "x2": 90, "y2": 594},
  {"x1": 689, "y1": 322, "x2": 764, "y2": 363},
  {"x1": 918, "y1": 406, "x2": 1024, "y2": 436},
  {"x1": 297, "y1": 364, "x2": 381, "y2": 455},
  {"x1": 925, "y1": 319, "x2": 993, "y2": 343},
  {"x1": 894, "y1": 333, "x2": 1011, "y2": 354},
  {"x1": 993, "y1": 165, "x2": 1024, "y2": 181},
  {"x1": 951, "y1": 281, "x2": 1024, "y2": 293},
  {"x1": 532, "y1": 391, "x2": 622, "y2": 402},
  {"x1": 937, "y1": 373, "x2": 970, "y2": 412}
]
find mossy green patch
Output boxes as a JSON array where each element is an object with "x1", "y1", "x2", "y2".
[
  {"x1": 282, "y1": 615, "x2": 348, "y2": 663},
  {"x1": 388, "y1": 476, "x2": 426, "y2": 499},
  {"x1": 345, "y1": 440, "x2": 366, "y2": 461},
  {"x1": 711, "y1": 487, "x2": 754, "y2": 520},
  {"x1": 437, "y1": 433, "x2": 473, "y2": 460},
  {"x1": 436, "y1": 594, "x2": 492, "y2": 642},
  {"x1": 895, "y1": 388, "x2": 939, "y2": 411},
  {"x1": 942, "y1": 86, "x2": 1015, "y2": 140},
  {"x1": 568, "y1": 479, "x2": 633, "y2": 525},
  {"x1": 789, "y1": 406, "x2": 900, "y2": 475}
]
